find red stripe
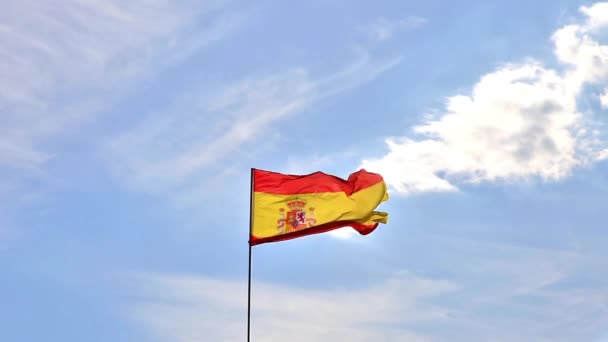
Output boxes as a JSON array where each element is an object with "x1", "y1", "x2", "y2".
[
  {"x1": 249, "y1": 221, "x2": 379, "y2": 246},
  {"x1": 253, "y1": 168, "x2": 384, "y2": 195}
]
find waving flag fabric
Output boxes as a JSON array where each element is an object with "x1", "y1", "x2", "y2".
[{"x1": 249, "y1": 168, "x2": 389, "y2": 246}]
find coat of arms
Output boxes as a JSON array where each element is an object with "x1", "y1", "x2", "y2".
[{"x1": 277, "y1": 199, "x2": 317, "y2": 234}]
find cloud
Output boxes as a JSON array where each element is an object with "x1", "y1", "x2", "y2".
[
  {"x1": 105, "y1": 68, "x2": 315, "y2": 193},
  {"x1": 103, "y1": 51, "x2": 401, "y2": 198},
  {"x1": 361, "y1": 2, "x2": 608, "y2": 195},
  {"x1": 362, "y1": 16, "x2": 428, "y2": 42},
  {"x1": 127, "y1": 271, "x2": 456, "y2": 342},
  {"x1": 0, "y1": 0, "x2": 242, "y2": 171},
  {"x1": 580, "y1": 2, "x2": 608, "y2": 30},
  {"x1": 601, "y1": 89, "x2": 608, "y2": 108},
  {"x1": 125, "y1": 237, "x2": 608, "y2": 342},
  {"x1": 441, "y1": 238, "x2": 608, "y2": 341}
]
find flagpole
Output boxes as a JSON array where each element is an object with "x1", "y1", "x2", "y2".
[
  {"x1": 247, "y1": 168, "x2": 254, "y2": 342},
  {"x1": 247, "y1": 245, "x2": 252, "y2": 341}
]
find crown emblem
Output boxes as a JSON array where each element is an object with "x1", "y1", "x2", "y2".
[{"x1": 287, "y1": 200, "x2": 306, "y2": 210}]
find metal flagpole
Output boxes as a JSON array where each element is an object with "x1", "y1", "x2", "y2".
[{"x1": 247, "y1": 168, "x2": 254, "y2": 342}]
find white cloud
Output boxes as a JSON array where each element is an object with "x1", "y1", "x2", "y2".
[
  {"x1": 127, "y1": 271, "x2": 455, "y2": 342},
  {"x1": 601, "y1": 89, "x2": 608, "y2": 108},
  {"x1": 580, "y1": 2, "x2": 608, "y2": 30},
  {"x1": 0, "y1": 0, "x2": 241, "y2": 171},
  {"x1": 361, "y1": 3, "x2": 608, "y2": 195},
  {"x1": 362, "y1": 16, "x2": 428, "y2": 42},
  {"x1": 103, "y1": 52, "x2": 401, "y2": 197}
]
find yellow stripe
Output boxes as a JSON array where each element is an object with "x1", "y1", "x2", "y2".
[{"x1": 252, "y1": 181, "x2": 389, "y2": 239}]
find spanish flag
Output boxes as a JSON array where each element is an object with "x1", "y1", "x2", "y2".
[{"x1": 249, "y1": 168, "x2": 389, "y2": 246}]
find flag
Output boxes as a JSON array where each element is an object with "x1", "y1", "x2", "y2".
[{"x1": 249, "y1": 168, "x2": 389, "y2": 246}]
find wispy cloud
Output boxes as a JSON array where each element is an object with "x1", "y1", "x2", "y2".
[
  {"x1": 105, "y1": 68, "x2": 315, "y2": 193},
  {"x1": 361, "y1": 16, "x2": 428, "y2": 42},
  {"x1": 127, "y1": 271, "x2": 455, "y2": 342},
  {"x1": 0, "y1": 0, "x2": 242, "y2": 171},
  {"x1": 435, "y1": 237, "x2": 608, "y2": 341},
  {"x1": 103, "y1": 51, "x2": 401, "y2": 199},
  {"x1": 126, "y1": 237, "x2": 608, "y2": 342},
  {"x1": 361, "y1": 2, "x2": 608, "y2": 195}
]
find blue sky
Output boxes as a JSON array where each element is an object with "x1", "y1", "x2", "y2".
[{"x1": 2, "y1": 0, "x2": 608, "y2": 341}]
